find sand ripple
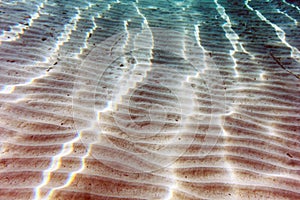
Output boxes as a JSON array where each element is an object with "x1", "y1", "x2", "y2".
[{"x1": 0, "y1": 0, "x2": 299, "y2": 199}]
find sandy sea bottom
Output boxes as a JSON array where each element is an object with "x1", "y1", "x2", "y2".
[{"x1": 0, "y1": 0, "x2": 300, "y2": 199}]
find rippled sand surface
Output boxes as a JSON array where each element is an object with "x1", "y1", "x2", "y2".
[{"x1": 0, "y1": 0, "x2": 300, "y2": 199}]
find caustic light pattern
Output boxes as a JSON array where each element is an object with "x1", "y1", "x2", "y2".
[{"x1": 0, "y1": 0, "x2": 300, "y2": 200}]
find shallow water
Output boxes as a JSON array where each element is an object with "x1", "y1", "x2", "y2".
[{"x1": 0, "y1": 0, "x2": 300, "y2": 199}]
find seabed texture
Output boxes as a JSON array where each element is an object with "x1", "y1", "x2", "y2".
[{"x1": 0, "y1": 0, "x2": 300, "y2": 200}]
